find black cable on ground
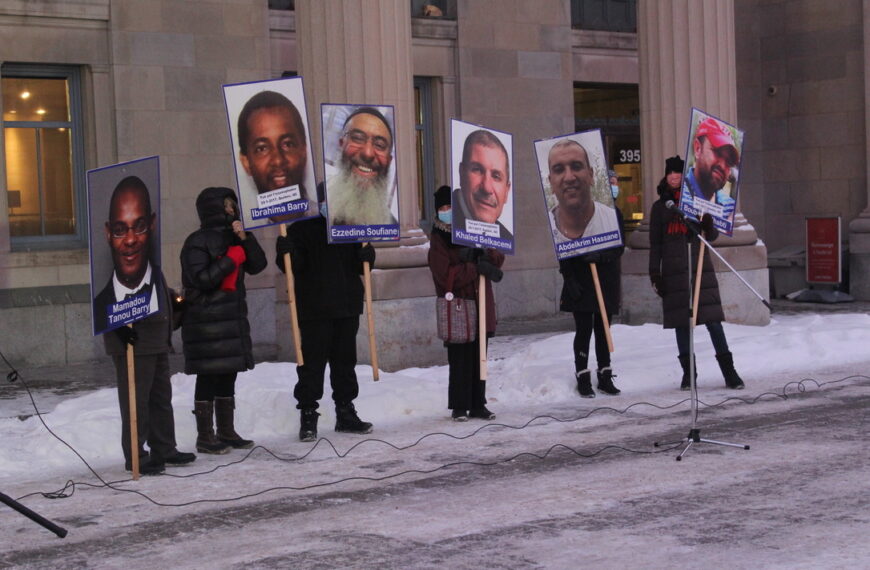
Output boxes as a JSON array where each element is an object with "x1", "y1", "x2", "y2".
[{"x1": 2, "y1": 347, "x2": 867, "y2": 509}]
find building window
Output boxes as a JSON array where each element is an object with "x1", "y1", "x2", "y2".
[
  {"x1": 268, "y1": 0, "x2": 294, "y2": 9},
  {"x1": 574, "y1": 82, "x2": 642, "y2": 233},
  {"x1": 414, "y1": 77, "x2": 436, "y2": 229},
  {"x1": 572, "y1": 0, "x2": 637, "y2": 32},
  {"x1": 2, "y1": 64, "x2": 85, "y2": 247},
  {"x1": 411, "y1": 0, "x2": 456, "y2": 19}
]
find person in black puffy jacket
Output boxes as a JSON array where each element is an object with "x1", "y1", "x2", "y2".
[
  {"x1": 180, "y1": 187, "x2": 267, "y2": 454},
  {"x1": 649, "y1": 156, "x2": 745, "y2": 391}
]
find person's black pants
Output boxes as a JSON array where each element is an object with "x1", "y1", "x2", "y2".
[
  {"x1": 675, "y1": 321, "x2": 730, "y2": 357},
  {"x1": 294, "y1": 316, "x2": 360, "y2": 410},
  {"x1": 112, "y1": 353, "x2": 177, "y2": 463},
  {"x1": 572, "y1": 311, "x2": 611, "y2": 372},
  {"x1": 446, "y1": 337, "x2": 487, "y2": 411},
  {"x1": 194, "y1": 373, "x2": 237, "y2": 401}
]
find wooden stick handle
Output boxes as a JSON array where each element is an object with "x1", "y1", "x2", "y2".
[
  {"x1": 126, "y1": 333, "x2": 139, "y2": 481},
  {"x1": 363, "y1": 244, "x2": 379, "y2": 381},
  {"x1": 478, "y1": 274, "x2": 487, "y2": 381},
  {"x1": 590, "y1": 263, "x2": 614, "y2": 353},
  {"x1": 692, "y1": 242, "x2": 706, "y2": 327},
  {"x1": 279, "y1": 224, "x2": 304, "y2": 366}
]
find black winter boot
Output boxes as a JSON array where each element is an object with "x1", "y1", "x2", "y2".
[
  {"x1": 299, "y1": 408, "x2": 319, "y2": 442},
  {"x1": 678, "y1": 355, "x2": 697, "y2": 391},
  {"x1": 335, "y1": 403, "x2": 373, "y2": 434},
  {"x1": 214, "y1": 396, "x2": 254, "y2": 449},
  {"x1": 193, "y1": 401, "x2": 231, "y2": 454},
  {"x1": 576, "y1": 369, "x2": 595, "y2": 398},
  {"x1": 596, "y1": 367, "x2": 621, "y2": 395},
  {"x1": 716, "y1": 351, "x2": 745, "y2": 390}
]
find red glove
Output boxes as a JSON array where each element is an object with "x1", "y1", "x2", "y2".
[{"x1": 220, "y1": 245, "x2": 246, "y2": 291}]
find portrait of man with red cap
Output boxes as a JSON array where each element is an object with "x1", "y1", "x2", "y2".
[{"x1": 684, "y1": 116, "x2": 740, "y2": 207}]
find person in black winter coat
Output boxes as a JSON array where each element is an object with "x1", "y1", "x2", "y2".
[
  {"x1": 180, "y1": 187, "x2": 268, "y2": 454},
  {"x1": 559, "y1": 208, "x2": 624, "y2": 398},
  {"x1": 649, "y1": 156, "x2": 745, "y2": 391},
  {"x1": 275, "y1": 184, "x2": 376, "y2": 442}
]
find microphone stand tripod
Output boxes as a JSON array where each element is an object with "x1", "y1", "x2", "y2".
[
  {"x1": 654, "y1": 213, "x2": 768, "y2": 461},
  {"x1": 0, "y1": 370, "x2": 68, "y2": 537}
]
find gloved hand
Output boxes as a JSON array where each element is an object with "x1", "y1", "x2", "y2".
[
  {"x1": 650, "y1": 272, "x2": 665, "y2": 298},
  {"x1": 700, "y1": 213, "x2": 715, "y2": 237},
  {"x1": 116, "y1": 325, "x2": 138, "y2": 346},
  {"x1": 358, "y1": 244, "x2": 376, "y2": 265},
  {"x1": 276, "y1": 235, "x2": 297, "y2": 257},
  {"x1": 220, "y1": 245, "x2": 246, "y2": 292},
  {"x1": 580, "y1": 252, "x2": 602, "y2": 264},
  {"x1": 458, "y1": 247, "x2": 483, "y2": 263},
  {"x1": 477, "y1": 259, "x2": 504, "y2": 282}
]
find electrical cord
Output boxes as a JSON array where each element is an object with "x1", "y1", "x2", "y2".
[{"x1": 2, "y1": 348, "x2": 867, "y2": 508}]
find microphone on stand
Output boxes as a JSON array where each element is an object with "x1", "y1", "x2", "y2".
[{"x1": 665, "y1": 200, "x2": 702, "y2": 236}]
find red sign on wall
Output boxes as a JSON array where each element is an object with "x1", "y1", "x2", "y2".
[{"x1": 806, "y1": 217, "x2": 841, "y2": 284}]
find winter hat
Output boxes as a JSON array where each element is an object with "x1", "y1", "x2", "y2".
[
  {"x1": 665, "y1": 155, "x2": 684, "y2": 175},
  {"x1": 434, "y1": 185, "x2": 451, "y2": 211}
]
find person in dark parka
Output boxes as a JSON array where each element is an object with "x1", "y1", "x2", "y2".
[
  {"x1": 649, "y1": 156, "x2": 745, "y2": 390},
  {"x1": 428, "y1": 185, "x2": 505, "y2": 421},
  {"x1": 275, "y1": 183, "x2": 376, "y2": 442},
  {"x1": 559, "y1": 208, "x2": 624, "y2": 398},
  {"x1": 180, "y1": 187, "x2": 268, "y2": 453}
]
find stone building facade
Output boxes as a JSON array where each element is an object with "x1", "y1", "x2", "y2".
[{"x1": 0, "y1": 0, "x2": 867, "y2": 370}]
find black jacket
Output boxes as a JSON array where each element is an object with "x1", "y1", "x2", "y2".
[
  {"x1": 559, "y1": 208, "x2": 624, "y2": 315},
  {"x1": 649, "y1": 179, "x2": 724, "y2": 328},
  {"x1": 180, "y1": 187, "x2": 267, "y2": 375},
  {"x1": 277, "y1": 216, "x2": 368, "y2": 322}
]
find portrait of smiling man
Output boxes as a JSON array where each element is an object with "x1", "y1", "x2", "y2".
[
  {"x1": 325, "y1": 106, "x2": 397, "y2": 227},
  {"x1": 684, "y1": 116, "x2": 739, "y2": 207},
  {"x1": 92, "y1": 174, "x2": 160, "y2": 335},
  {"x1": 546, "y1": 138, "x2": 618, "y2": 245},
  {"x1": 452, "y1": 128, "x2": 514, "y2": 241}
]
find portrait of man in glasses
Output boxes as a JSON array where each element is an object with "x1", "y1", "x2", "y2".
[
  {"x1": 323, "y1": 105, "x2": 398, "y2": 229},
  {"x1": 92, "y1": 173, "x2": 161, "y2": 335}
]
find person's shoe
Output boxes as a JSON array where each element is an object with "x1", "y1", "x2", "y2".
[
  {"x1": 451, "y1": 409, "x2": 469, "y2": 422},
  {"x1": 716, "y1": 351, "x2": 746, "y2": 390},
  {"x1": 678, "y1": 355, "x2": 697, "y2": 391},
  {"x1": 164, "y1": 450, "x2": 196, "y2": 466},
  {"x1": 468, "y1": 407, "x2": 495, "y2": 420},
  {"x1": 193, "y1": 401, "x2": 232, "y2": 455},
  {"x1": 596, "y1": 367, "x2": 621, "y2": 395},
  {"x1": 299, "y1": 408, "x2": 319, "y2": 442},
  {"x1": 576, "y1": 369, "x2": 595, "y2": 398},
  {"x1": 335, "y1": 403, "x2": 373, "y2": 434},
  {"x1": 214, "y1": 396, "x2": 255, "y2": 449},
  {"x1": 125, "y1": 458, "x2": 165, "y2": 476}
]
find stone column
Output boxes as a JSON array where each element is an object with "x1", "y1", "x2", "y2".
[
  {"x1": 847, "y1": 0, "x2": 870, "y2": 300},
  {"x1": 295, "y1": 0, "x2": 421, "y2": 243},
  {"x1": 625, "y1": 0, "x2": 769, "y2": 326}
]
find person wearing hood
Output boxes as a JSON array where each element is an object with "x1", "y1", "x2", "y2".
[
  {"x1": 427, "y1": 185, "x2": 504, "y2": 421},
  {"x1": 649, "y1": 156, "x2": 745, "y2": 391},
  {"x1": 180, "y1": 187, "x2": 268, "y2": 454},
  {"x1": 274, "y1": 183, "x2": 376, "y2": 442}
]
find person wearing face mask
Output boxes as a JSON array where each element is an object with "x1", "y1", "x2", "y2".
[
  {"x1": 649, "y1": 156, "x2": 745, "y2": 391},
  {"x1": 557, "y1": 168, "x2": 625, "y2": 398},
  {"x1": 180, "y1": 187, "x2": 268, "y2": 454},
  {"x1": 428, "y1": 185, "x2": 505, "y2": 421},
  {"x1": 275, "y1": 182, "x2": 376, "y2": 442}
]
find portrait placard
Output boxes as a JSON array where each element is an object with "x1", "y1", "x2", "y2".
[
  {"x1": 87, "y1": 156, "x2": 162, "y2": 336},
  {"x1": 222, "y1": 76, "x2": 318, "y2": 230},
  {"x1": 449, "y1": 119, "x2": 515, "y2": 254},
  {"x1": 679, "y1": 108, "x2": 745, "y2": 236},
  {"x1": 321, "y1": 103, "x2": 400, "y2": 243},
  {"x1": 533, "y1": 130, "x2": 622, "y2": 260}
]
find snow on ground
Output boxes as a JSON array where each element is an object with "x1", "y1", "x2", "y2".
[{"x1": 2, "y1": 312, "x2": 869, "y2": 487}]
